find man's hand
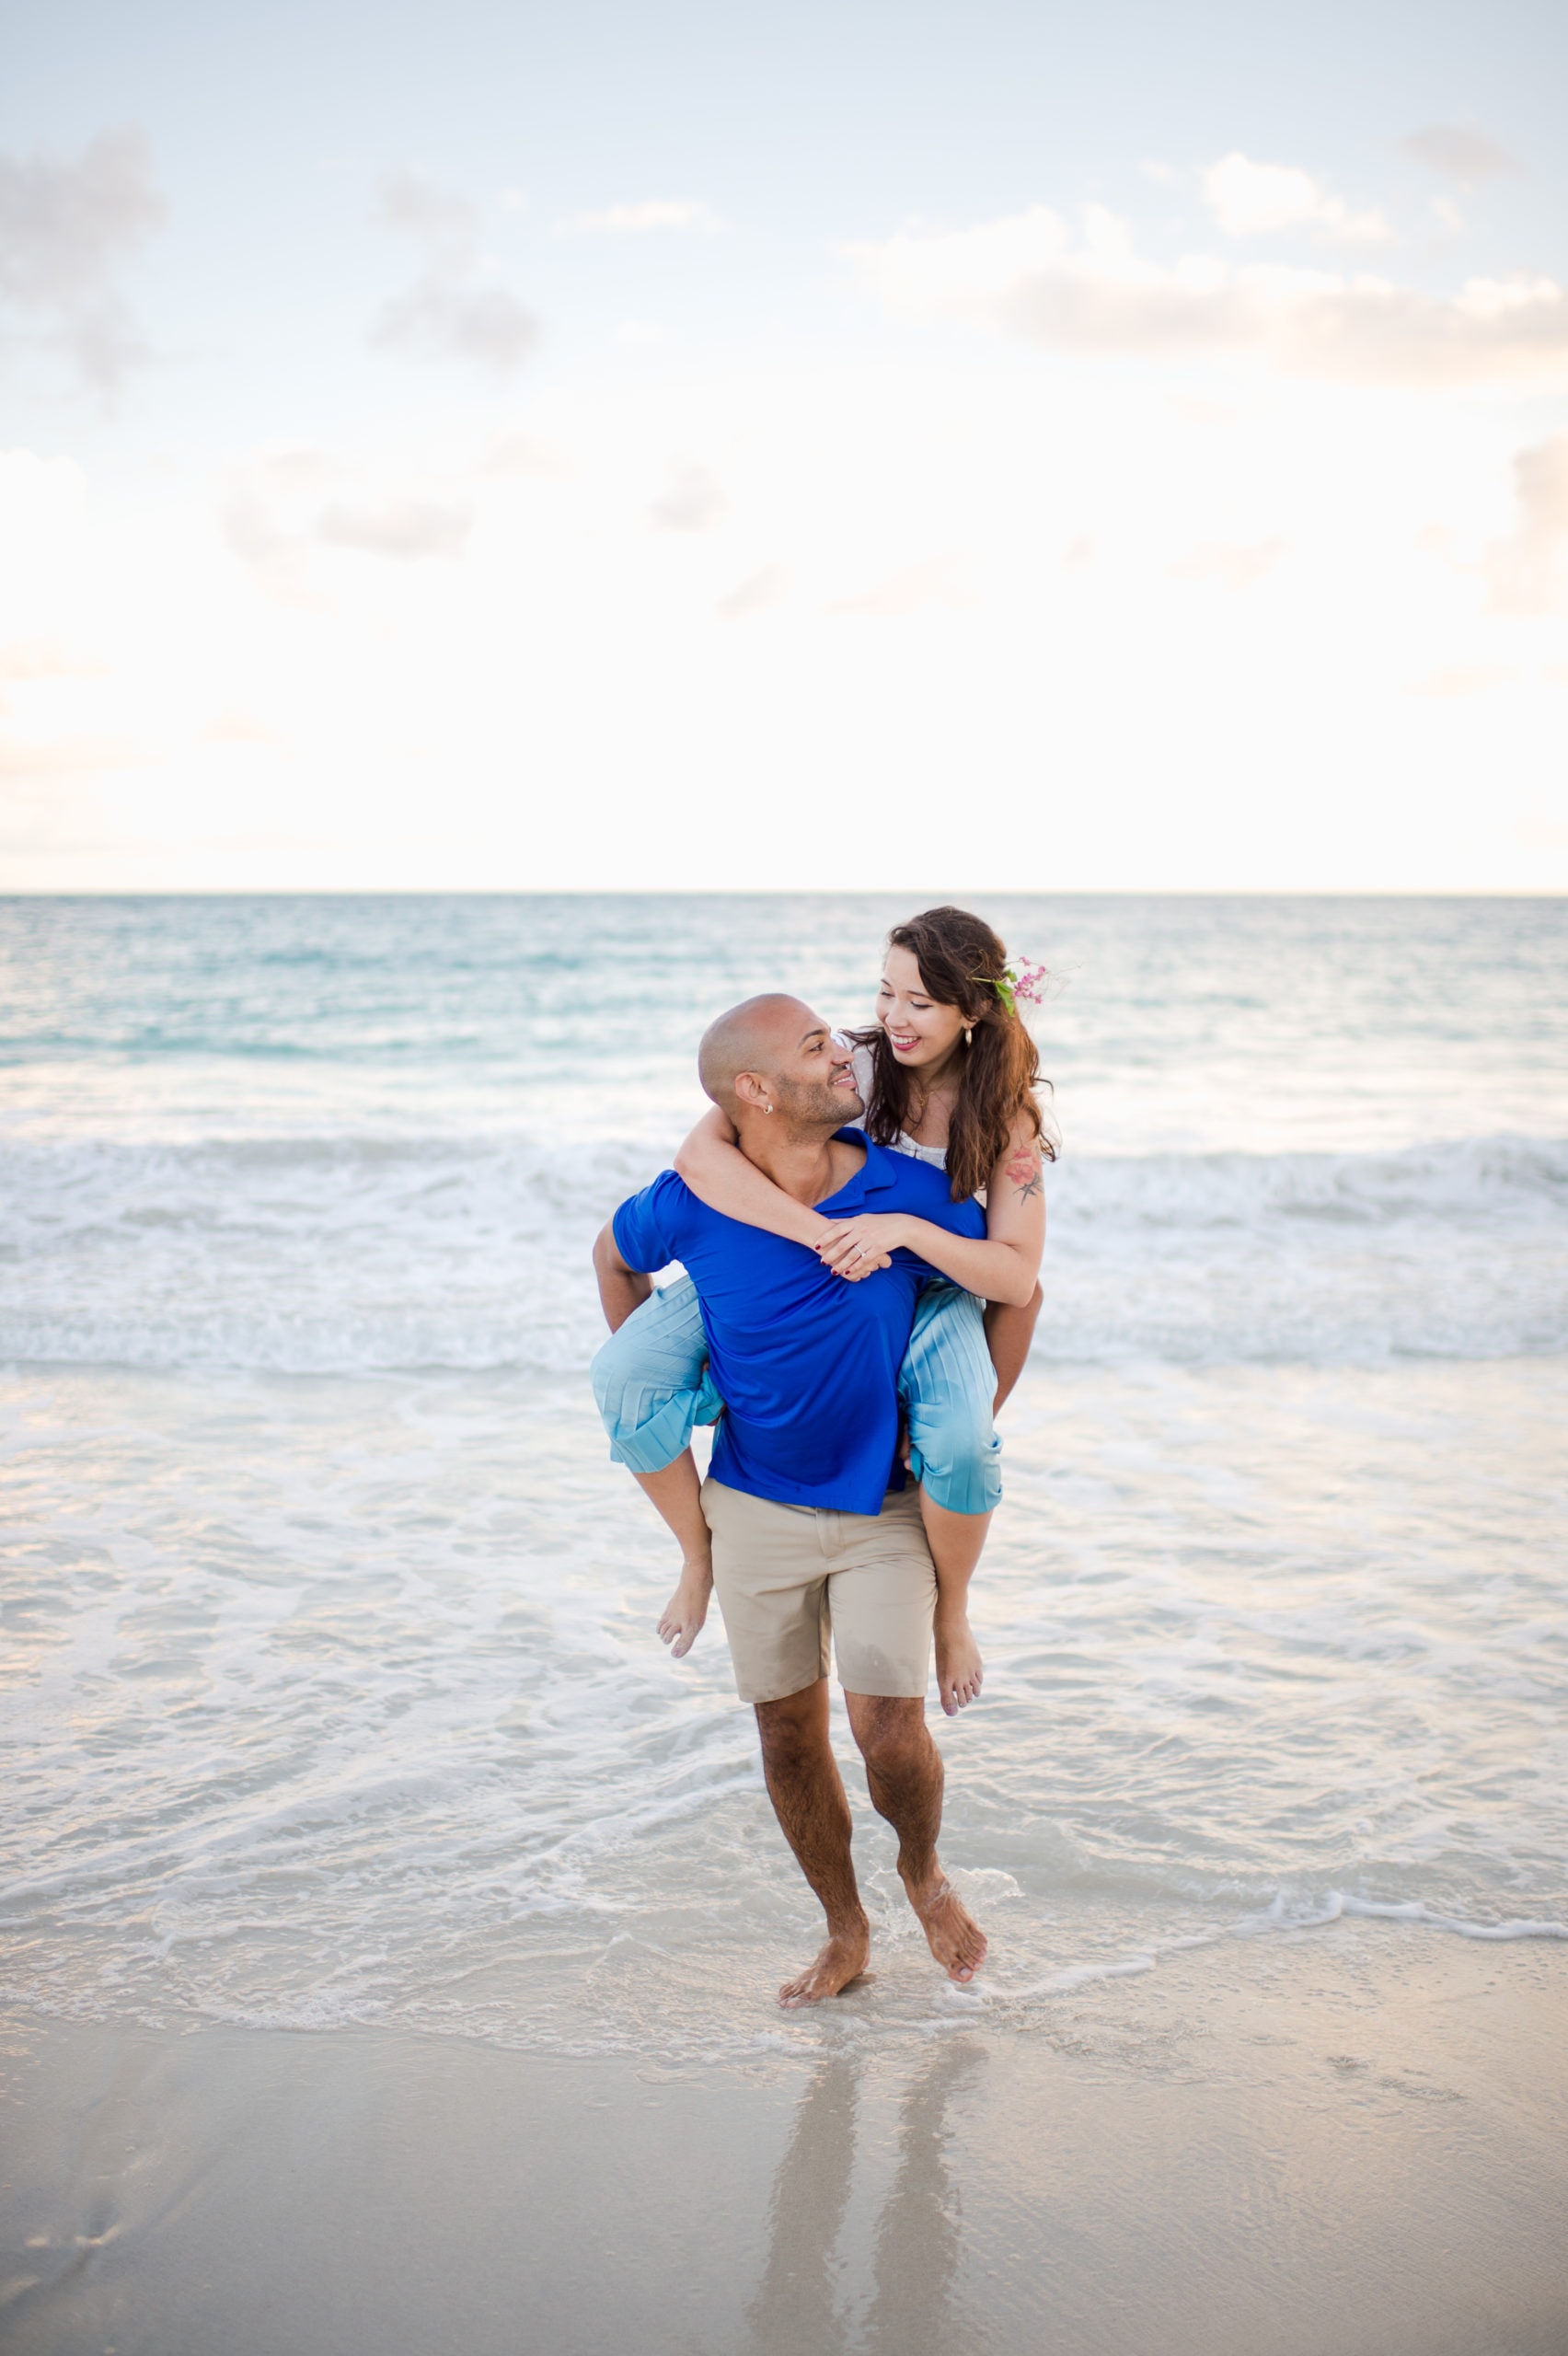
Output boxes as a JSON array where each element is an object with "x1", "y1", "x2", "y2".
[{"x1": 815, "y1": 1212, "x2": 911, "y2": 1280}]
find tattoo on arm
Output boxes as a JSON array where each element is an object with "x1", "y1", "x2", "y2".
[{"x1": 1006, "y1": 1148, "x2": 1043, "y2": 1202}]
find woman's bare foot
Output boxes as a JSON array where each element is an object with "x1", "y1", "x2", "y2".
[
  {"x1": 778, "y1": 1918, "x2": 871, "y2": 2008},
  {"x1": 657, "y1": 1558, "x2": 712, "y2": 1659},
  {"x1": 901, "y1": 1864, "x2": 988, "y2": 1983},
  {"x1": 933, "y1": 1611, "x2": 983, "y2": 1716}
]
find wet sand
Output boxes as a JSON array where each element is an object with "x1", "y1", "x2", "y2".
[{"x1": 3, "y1": 1921, "x2": 1565, "y2": 2356}]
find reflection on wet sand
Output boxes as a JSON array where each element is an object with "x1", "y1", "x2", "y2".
[
  {"x1": 745, "y1": 2041, "x2": 983, "y2": 2355},
  {"x1": 863, "y1": 2041, "x2": 982, "y2": 2355},
  {"x1": 744, "y1": 2057, "x2": 859, "y2": 2355}
]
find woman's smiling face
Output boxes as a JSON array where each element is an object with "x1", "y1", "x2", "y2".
[{"x1": 876, "y1": 944, "x2": 966, "y2": 1068}]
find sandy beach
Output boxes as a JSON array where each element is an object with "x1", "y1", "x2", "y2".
[{"x1": 5, "y1": 1921, "x2": 1565, "y2": 2356}]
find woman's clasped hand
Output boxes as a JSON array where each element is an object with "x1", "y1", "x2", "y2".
[{"x1": 814, "y1": 1212, "x2": 907, "y2": 1278}]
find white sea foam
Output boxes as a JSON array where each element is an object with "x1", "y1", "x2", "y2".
[
  {"x1": 1244, "y1": 1891, "x2": 1568, "y2": 1940},
  {"x1": 2, "y1": 1357, "x2": 1563, "y2": 2060},
  {"x1": 1, "y1": 1130, "x2": 1562, "y2": 1373}
]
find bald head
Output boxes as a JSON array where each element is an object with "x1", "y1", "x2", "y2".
[
  {"x1": 698, "y1": 995, "x2": 863, "y2": 1143},
  {"x1": 698, "y1": 995, "x2": 818, "y2": 1112}
]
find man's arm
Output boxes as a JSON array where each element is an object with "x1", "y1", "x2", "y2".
[{"x1": 594, "y1": 1218, "x2": 653, "y2": 1333}]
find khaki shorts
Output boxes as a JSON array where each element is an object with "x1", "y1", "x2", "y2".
[{"x1": 701, "y1": 1476, "x2": 937, "y2": 1705}]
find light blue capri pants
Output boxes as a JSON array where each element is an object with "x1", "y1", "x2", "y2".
[{"x1": 591, "y1": 1275, "x2": 1002, "y2": 1517}]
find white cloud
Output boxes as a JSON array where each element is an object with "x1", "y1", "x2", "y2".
[
  {"x1": 0, "y1": 732, "x2": 135, "y2": 866},
  {"x1": 847, "y1": 204, "x2": 1568, "y2": 387},
  {"x1": 202, "y1": 709, "x2": 280, "y2": 745},
  {"x1": 220, "y1": 447, "x2": 338, "y2": 602},
  {"x1": 372, "y1": 167, "x2": 539, "y2": 378},
  {"x1": 1409, "y1": 664, "x2": 1518, "y2": 697},
  {"x1": 1401, "y1": 126, "x2": 1517, "y2": 187},
  {"x1": 558, "y1": 200, "x2": 720, "y2": 237},
  {"x1": 831, "y1": 554, "x2": 967, "y2": 617},
  {"x1": 318, "y1": 496, "x2": 472, "y2": 560},
  {"x1": 0, "y1": 637, "x2": 103, "y2": 680},
  {"x1": 374, "y1": 279, "x2": 538, "y2": 374},
  {"x1": 649, "y1": 462, "x2": 727, "y2": 532},
  {"x1": 376, "y1": 167, "x2": 476, "y2": 245},
  {"x1": 714, "y1": 564, "x2": 787, "y2": 619},
  {"x1": 480, "y1": 432, "x2": 570, "y2": 479},
  {"x1": 0, "y1": 127, "x2": 164, "y2": 396},
  {"x1": 1203, "y1": 154, "x2": 1389, "y2": 244},
  {"x1": 1170, "y1": 539, "x2": 1284, "y2": 591},
  {"x1": 1486, "y1": 433, "x2": 1568, "y2": 614},
  {"x1": 1516, "y1": 808, "x2": 1568, "y2": 851},
  {"x1": 0, "y1": 446, "x2": 89, "y2": 567},
  {"x1": 6, "y1": 307, "x2": 1564, "y2": 891},
  {"x1": 0, "y1": 730, "x2": 133, "y2": 779},
  {"x1": 222, "y1": 447, "x2": 472, "y2": 593}
]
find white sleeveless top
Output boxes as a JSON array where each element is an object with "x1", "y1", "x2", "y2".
[{"x1": 845, "y1": 1038, "x2": 948, "y2": 1171}]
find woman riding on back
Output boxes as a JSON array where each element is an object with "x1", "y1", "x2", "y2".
[{"x1": 593, "y1": 904, "x2": 1052, "y2": 1715}]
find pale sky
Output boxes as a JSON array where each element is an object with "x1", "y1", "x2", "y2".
[{"x1": 2, "y1": 0, "x2": 1565, "y2": 890}]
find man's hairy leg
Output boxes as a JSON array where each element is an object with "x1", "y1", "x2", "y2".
[
  {"x1": 631, "y1": 1450, "x2": 712, "y2": 1658},
  {"x1": 755, "y1": 1680, "x2": 871, "y2": 2007},
  {"x1": 845, "y1": 1693, "x2": 987, "y2": 1985}
]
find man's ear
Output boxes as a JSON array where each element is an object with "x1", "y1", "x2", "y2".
[{"x1": 732, "y1": 1069, "x2": 770, "y2": 1113}]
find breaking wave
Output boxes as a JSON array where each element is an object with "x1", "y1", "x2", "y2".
[{"x1": 2, "y1": 1130, "x2": 1562, "y2": 1373}]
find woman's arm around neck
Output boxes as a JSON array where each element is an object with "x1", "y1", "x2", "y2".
[{"x1": 674, "y1": 1103, "x2": 830, "y2": 1252}]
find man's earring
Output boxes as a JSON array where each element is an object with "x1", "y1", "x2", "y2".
[{"x1": 765, "y1": 1103, "x2": 774, "y2": 1114}]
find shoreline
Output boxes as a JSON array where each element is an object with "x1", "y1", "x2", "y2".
[{"x1": 5, "y1": 1918, "x2": 1565, "y2": 2356}]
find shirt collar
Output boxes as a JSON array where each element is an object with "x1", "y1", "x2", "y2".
[{"x1": 821, "y1": 1127, "x2": 896, "y2": 1212}]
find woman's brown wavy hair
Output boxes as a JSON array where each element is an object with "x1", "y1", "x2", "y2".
[{"x1": 856, "y1": 905, "x2": 1055, "y2": 1203}]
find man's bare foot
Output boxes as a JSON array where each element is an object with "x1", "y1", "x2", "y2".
[
  {"x1": 657, "y1": 1559, "x2": 712, "y2": 1659},
  {"x1": 778, "y1": 1920, "x2": 871, "y2": 2008},
  {"x1": 901, "y1": 1864, "x2": 988, "y2": 1983},
  {"x1": 934, "y1": 1611, "x2": 983, "y2": 1716}
]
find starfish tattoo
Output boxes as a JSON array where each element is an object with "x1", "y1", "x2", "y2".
[{"x1": 1005, "y1": 1148, "x2": 1043, "y2": 1202}]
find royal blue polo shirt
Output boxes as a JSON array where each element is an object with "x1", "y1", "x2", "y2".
[{"x1": 611, "y1": 1129, "x2": 986, "y2": 1515}]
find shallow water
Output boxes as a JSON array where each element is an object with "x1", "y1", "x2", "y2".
[{"x1": 2, "y1": 894, "x2": 1564, "y2": 2058}]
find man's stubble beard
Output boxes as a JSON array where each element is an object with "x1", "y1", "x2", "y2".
[{"x1": 771, "y1": 1078, "x2": 864, "y2": 1134}]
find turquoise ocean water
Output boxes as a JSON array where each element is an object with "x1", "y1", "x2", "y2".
[{"x1": 2, "y1": 894, "x2": 1564, "y2": 2060}]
